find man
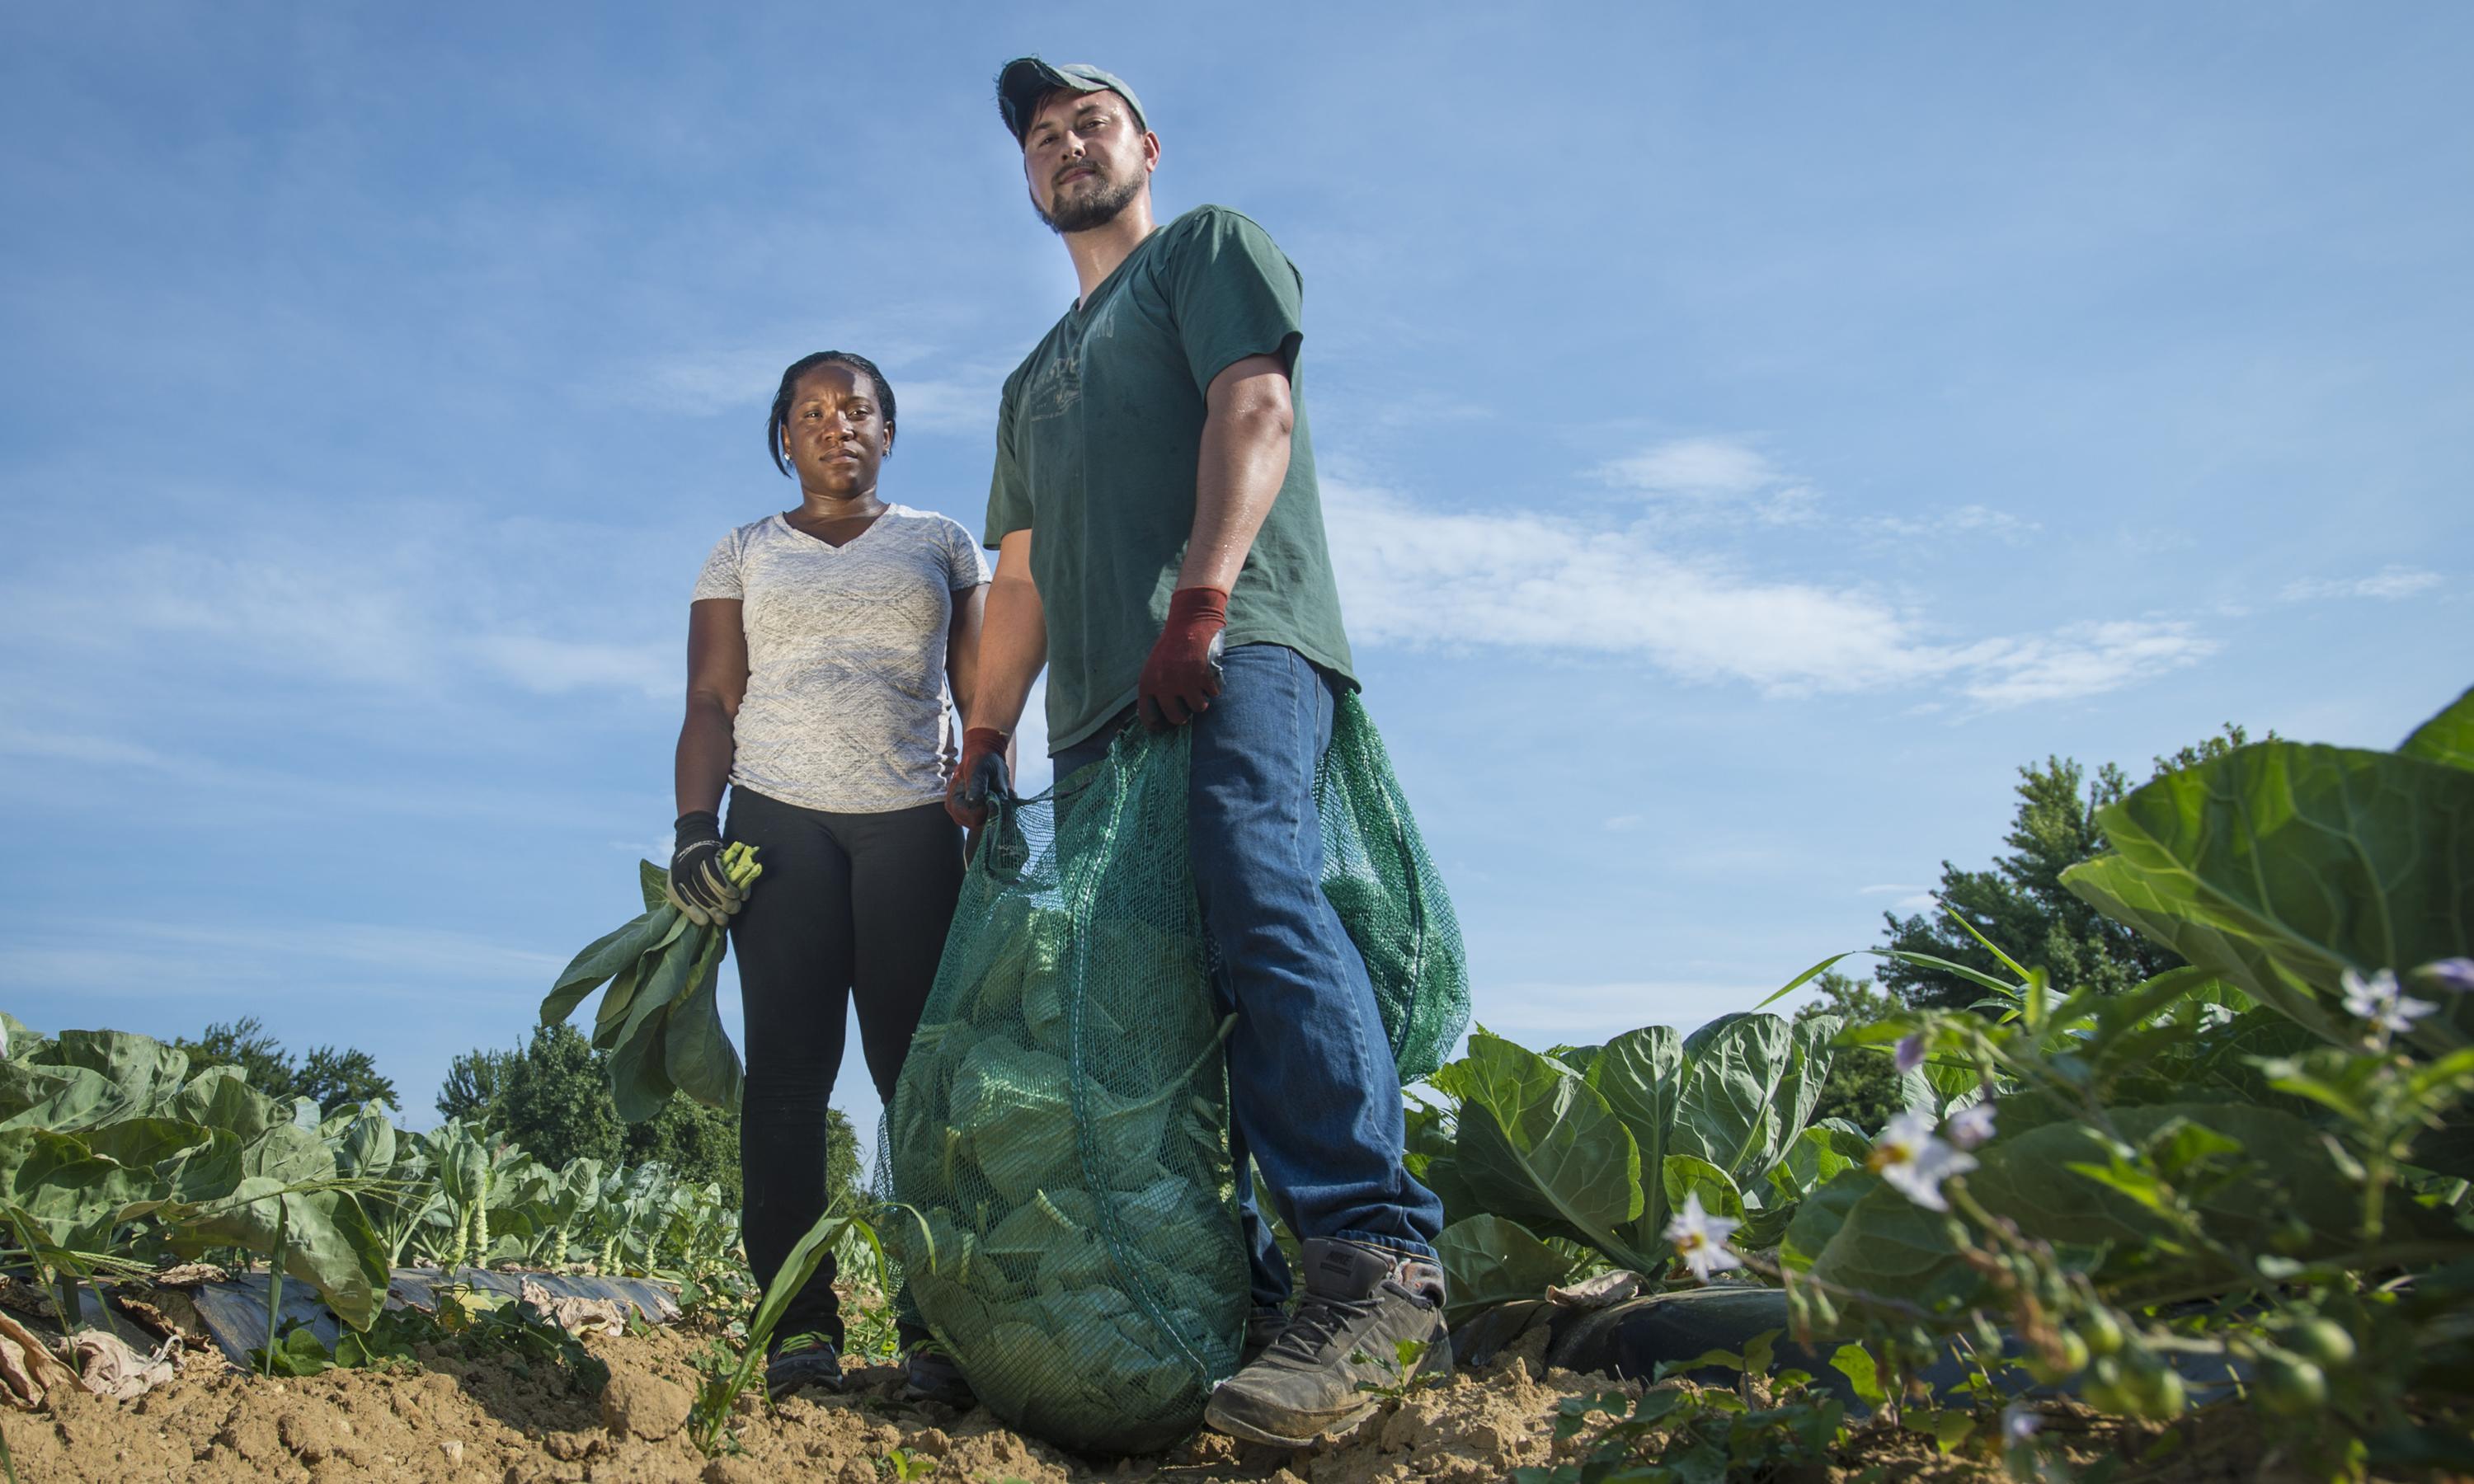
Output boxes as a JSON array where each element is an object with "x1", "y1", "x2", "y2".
[{"x1": 945, "y1": 58, "x2": 1450, "y2": 1448}]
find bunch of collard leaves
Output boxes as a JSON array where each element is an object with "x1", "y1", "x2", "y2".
[
  {"x1": 540, "y1": 860, "x2": 744, "y2": 1120},
  {"x1": 1760, "y1": 684, "x2": 2474, "y2": 1477}
]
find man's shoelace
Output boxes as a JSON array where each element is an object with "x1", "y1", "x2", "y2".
[
  {"x1": 774, "y1": 1331, "x2": 835, "y2": 1360},
  {"x1": 1268, "y1": 1290, "x2": 1381, "y2": 1364}
]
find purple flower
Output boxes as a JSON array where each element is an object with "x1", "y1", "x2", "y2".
[
  {"x1": 1895, "y1": 1033, "x2": 1926, "y2": 1074},
  {"x1": 2415, "y1": 957, "x2": 2474, "y2": 994},
  {"x1": 2343, "y1": 967, "x2": 2437, "y2": 1036},
  {"x1": 1948, "y1": 1100, "x2": 1997, "y2": 1150}
]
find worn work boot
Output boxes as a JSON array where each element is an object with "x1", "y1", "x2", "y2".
[
  {"x1": 765, "y1": 1331, "x2": 847, "y2": 1399},
  {"x1": 1204, "y1": 1238, "x2": 1451, "y2": 1446}
]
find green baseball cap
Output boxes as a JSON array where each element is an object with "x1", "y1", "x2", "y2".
[{"x1": 995, "y1": 57, "x2": 1149, "y2": 146}]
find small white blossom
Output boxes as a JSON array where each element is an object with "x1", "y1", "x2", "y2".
[
  {"x1": 1948, "y1": 1100, "x2": 1997, "y2": 1150},
  {"x1": 1663, "y1": 1191, "x2": 1743, "y2": 1281},
  {"x1": 1895, "y1": 1032, "x2": 1926, "y2": 1073},
  {"x1": 2002, "y1": 1402, "x2": 2041, "y2": 1444},
  {"x1": 1870, "y1": 1109, "x2": 1978, "y2": 1212},
  {"x1": 2343, "y1": 967, "x2": 2438, "y2": 1034},
  {"x1": 2416, "y1": 957, "x2": 2474, "y2": 994}
]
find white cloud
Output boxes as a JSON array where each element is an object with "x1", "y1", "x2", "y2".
[
  {"x1": 1952, "y1": 621, "x2": 2219, "y2": 707},
  {"x1": 1324, "y1": 477, "x2": 2214, "y2": 707},
  {"x1": 1598, "y1": 437, "x2": 1780, "y2": 499},
  {"x1": 1594, "y1": 436, "x2": 1821, "y2": 528},
  {"x1": 2280, "y1": 566, "x2": 2443, "y2": 602},
  {"x1": 1863, "y1": 505, "x2": 2043, "y2": 546}
]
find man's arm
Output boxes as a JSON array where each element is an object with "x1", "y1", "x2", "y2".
[
  {"x1": 948, "y1": 529, "x2": 1044, "y2": 829},
  {"x1": 971, "y1": 528, "x2": 1047, "y2": 734},
  {"x1": 1177, "y1": 354, "x2": 1295, "y2": 592},
  {"x1": 1139, "y1": 353, "x2": 1294, "y2": 726}
]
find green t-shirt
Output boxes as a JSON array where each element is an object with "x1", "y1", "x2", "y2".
[{"x1": 985, "y1": 204, "x2": 1356, "y2": 753}]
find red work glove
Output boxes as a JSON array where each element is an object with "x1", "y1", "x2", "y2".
[
  {"x1": 946, "y1": 726, "x2": 1011, "y2": 830},
  {"x1": 1139, "y1": 587, "x2": 1229, "y2": 730}
]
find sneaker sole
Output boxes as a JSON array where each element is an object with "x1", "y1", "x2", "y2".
[{"x1": 1203, "y1": 1389, "x2": 1379, "y2": 1449}]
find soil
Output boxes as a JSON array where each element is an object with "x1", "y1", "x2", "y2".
[{"x1": 3, "y1": 1316, "x2": 2282, "y2": 1484}]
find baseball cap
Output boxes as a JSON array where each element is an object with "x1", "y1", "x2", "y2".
[{"x1": 996, "y1": 58, "x2": 1149, "y2": 146}]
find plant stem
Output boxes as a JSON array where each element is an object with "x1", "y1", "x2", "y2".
[{"x1": 263, "y1": 1197, "x2": 289, "y2": 1378}]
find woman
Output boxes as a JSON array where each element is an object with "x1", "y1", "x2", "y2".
[{"x1": 667, "y1": 350, "x2": 990, "y2": 1401}]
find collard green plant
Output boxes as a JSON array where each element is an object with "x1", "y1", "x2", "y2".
[
  {"x1": 0, "y1": 1023, "x2": 398, "y2": 1327},
  {"x1": 2059, "y1": 688, "x2": 2474, "y2": 1056},
  {"x1": 1420, "y1": 1012, "x2": 1837, "y2": 1296}
]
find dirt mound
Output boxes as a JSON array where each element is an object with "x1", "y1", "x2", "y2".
[{"x1": 3, "y1": 1323, "x2": 2215, "y2": 1484}]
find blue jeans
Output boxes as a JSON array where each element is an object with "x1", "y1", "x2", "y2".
[{"x1": 1051, "y1": 644, "x2": 1445, "y2": 1309}]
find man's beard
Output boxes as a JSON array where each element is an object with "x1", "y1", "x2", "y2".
[{"x1": 1034, "y1": 166, "x2": 1142, "y2": 234}]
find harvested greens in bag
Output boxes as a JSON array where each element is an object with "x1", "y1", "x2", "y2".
[
  {"x1": 885, "y1": 694, "x2": 1469, "y2": 1452},
  {"x1": 887, "y1": 727, "x2": 1243, "y2": 1453}
]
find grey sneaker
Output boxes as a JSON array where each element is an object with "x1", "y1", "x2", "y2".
[
  {"x1": 1204, "y1": 1238, "x2": 1451, "y2": 1447},
  {"x1": 765, "y1": 1331, "x2": 847, "y2": 1399},
  {"x1": 1239, "y1": 1306, "x2": 1289, "y2": 1368},
  {"x1": 903, "y1": 1340, "x2": 976, "y2": 1408}
]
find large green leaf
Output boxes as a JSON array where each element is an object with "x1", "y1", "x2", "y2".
[
  {"x1": 1768, "y1": 1123, "x2": 1870, "y2": 1205},
  {"x1": 2399, "y1": 685, "x2": 2474, "y2": 773},
  {"x1": 663, "y1": 932, "x2": 741, "y2": 1113},
  {"x1": 48, "y1": 1031, "x2": 191, "y2": 1120},
  {"x1": 1587, "y1": 1026, "x2": 1682, "y2": 1250},
  {"x1": 2061, "y1": 742, "x2": 2474, "y2": 1049},
  {"x1": 0, "y1": 1127, "x2": 166, "y2": 1254},
  {"x1": 1444, "y1": 1032, "x2": 1647, "y2": 1267},
  {"x1": 1433, "y1": 1214, "x2": 1574, "y2": 1325},
  {"x1": 1660, "y1": 1153, "x2": 1746, "y2": 1223},
  {"x1": 1779, "y1": 1167, "x2": 1879, "y2": 1273},
  {"x1": 1671, "y1": 1012, "x2": 1831, "y2": 1190},
  {"x1": 173, "y1": 1067, "x2": 294, "y2": 1141},
  {"x1": 609, "y1": 1003, "x2": 678, "y2": 1124},
  {"x1": 638, "y1": 857, "x2": 670, "y2": 913},
  {"x1": 541, "y1": 903, "x2": 680, "y2": 1026},
  {"x1": 169, "y1": 1175, "x2": 388, "y2": 1328}
]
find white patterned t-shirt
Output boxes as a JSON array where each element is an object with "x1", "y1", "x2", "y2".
[{"x1": 692, "y1": 506, "x2": 989, "y2": 814}]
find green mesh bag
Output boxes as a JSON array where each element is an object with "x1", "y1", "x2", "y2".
[
  {"x1": 1316, "y1": 691, "x2": 1471, "y2": 1081},
  {"x1": 883, "y1": 695, "x2": 1467, "y2": 1453},
  {"x1": 885, "y1": 726, "x2": 1249, "y2": 1453}
]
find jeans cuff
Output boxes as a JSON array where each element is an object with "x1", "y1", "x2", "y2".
[{"x1": 1334, "y1": 1228, "x2": 1438, "y2": 1261}]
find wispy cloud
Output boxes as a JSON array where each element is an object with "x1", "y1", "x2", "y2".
[
  {"x1": 2280, "y1": 566, "x2": 2443, "y2": 603},
  {"x1": 1595, "y1": 435, "x2": 1820, "y2": 528},
  {"x1": 1862, "y1": 504, "x2": 2042, "y2": 547},
  {"x1": 1325, "y1": 476, "x2": 2215, "y2": 707}
]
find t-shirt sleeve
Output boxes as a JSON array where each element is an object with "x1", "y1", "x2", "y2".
[
  {"x1": 945, "y1": 519, "x2": 990, "y2": 589},
  {"x1": 1166, "y1": 207, "x2": 1305, "y2": 393},
  {"x1": 984, "y1": 387, "x2": 1032, "y2": 548},
  {"x1": 690, "y1": 530, "x2": 743, "y2": 601}
]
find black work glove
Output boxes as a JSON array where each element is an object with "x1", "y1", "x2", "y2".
[{"x1": 664, "y1": 811, "x2": 742, "y2": 927}]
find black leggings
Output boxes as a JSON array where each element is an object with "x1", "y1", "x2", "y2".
[{"x1": 724, "y1": 788, "x2": 963, "y2": 1345}]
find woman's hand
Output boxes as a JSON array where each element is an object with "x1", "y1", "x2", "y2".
[{"x1": 665, "y1": 811, "x2": 744, "y2": 926}]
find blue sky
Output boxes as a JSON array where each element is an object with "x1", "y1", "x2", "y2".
[{"x1": 3, "y1": 3, "x2": 2467, "y2": 1145}]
